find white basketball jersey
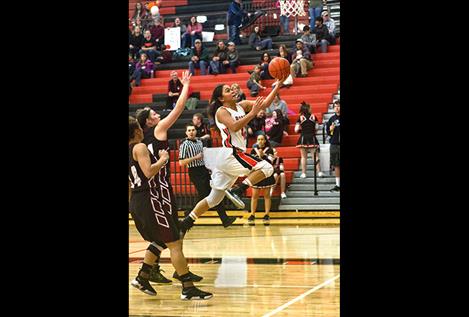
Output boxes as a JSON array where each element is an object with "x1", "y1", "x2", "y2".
[{"x1": 215, "y1": 103, "x2": 247, "y2": 151}]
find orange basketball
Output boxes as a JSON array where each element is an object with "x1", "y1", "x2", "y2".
[{"x1": 268, "y1": 57, "x2": 290, "y2": 81}]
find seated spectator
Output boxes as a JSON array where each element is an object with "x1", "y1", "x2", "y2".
[
  {"x1": 246, "y1": 65, "x2": 266, "y2": 97},
  {"x1": 231, "y1": 83, "x2": 246, "y2": 102},
  {"x1": 149, "y1": 17, "x2": 165, "y2": 48},
  {"x1": 139, "y1": 30, "x2": 161, "y2": 62},
  {"x1": 188, "y1": 39, "x2": 209, "y2": 75},
  {"x1": 248, "y1": 26, "x2": 273, "y2": 51},
  {"x1": 209, "y1": 41, "x2": 228, "y2": 75},
  {"x1": 278, "y1": 44, "x2": 292, "y2": 63},
  {"x1": 192, "y1": 113, "x2": 212, "y2": 147},
  {"x1": 321, "y1": 10, "x2": 337, "y2": 44},
  {"x1": 129, "y1": 53, "x2": 136, "y2": 95},
  {"x1": 300, "y1": 25, "x2": 317, "y2": 53},
  {"x1": 260, "y1": 52, "x2": 273, "y2": 80},
  {"x1": 266, "y1": 109, "x2": 288, "y2": 147},
  {"x1": 226, "y1": 42, "x2": 239, "y2": 73},
  {"x1": 166, "y1": 71, "x2": 183, "y2": 110},
  {"x1": 129, "y1": 26, "x2": 145, "y2": 59},
  {"x1": 290, "y1": 39, "x2": 313, "y2": 78},
  {"x1": 130, "y1": 2, "x2": 147, "y2": 27},
  {"x1": 247, "y1": 109, "x2": 266, "y2": 139},
  {"x1": 312, "y1": 16, "x2": 331, "y2": 53},
  {"x1": 131, "y1": 53, "x2": 154, "y2": 86},
  {"x1": 266, "y1": 93, "x2": 290, "y2": 128},
  {"x1": 270, "y1": 148, "x2": 287, "y2": 199},
  {"x1": 172, "y1": 17, "x2": 188, "y2": 49},
  {"x1": 183, "y1": 16, "x2": 203, "y2": 48},
  {"x1": 248, "y1": 134, "x2": 276, "y2": 226}
]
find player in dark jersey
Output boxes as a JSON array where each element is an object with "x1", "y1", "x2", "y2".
[
  {"x1": 129, "y1": 116, "x2": 213, "y2": 300},
  {"x1": 135, "y1": 71, "x2": 203, "y2": 284}
]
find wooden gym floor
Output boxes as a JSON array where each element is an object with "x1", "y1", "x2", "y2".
[{"x1": 129, "y1": 213, "x2": 340, "y2": 316}]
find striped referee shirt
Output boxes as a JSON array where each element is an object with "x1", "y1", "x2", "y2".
[{"x1": 178, "y1": 138, "x2": 205, "y2": 168}]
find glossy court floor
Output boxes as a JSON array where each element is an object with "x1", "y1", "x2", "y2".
[{"x1": 129, "y1": 217, "x2": 340, "y2": 317}]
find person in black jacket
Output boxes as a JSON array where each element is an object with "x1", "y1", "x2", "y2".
[
  {"x1": 266, "y1": 109, "x2": 288, "y2": 147},
  {"x1": 130, "y1": 26, "x2": 145, "y2": 59},
  {"x1": 326, "y1": 100, "x2": 340, "y2": 192},
  {"x1": 312, "y1": 16, "x2": 332, "y2": 53},
  {"x1": 166, "y1": 71, "x2": 183, "y2": 110}
]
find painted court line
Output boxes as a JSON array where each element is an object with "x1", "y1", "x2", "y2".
[{"x1": 262, "y1": 274, "x2": 340, "y2": 317}]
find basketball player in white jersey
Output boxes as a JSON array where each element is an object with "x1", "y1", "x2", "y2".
[{"x1": 179, "y1": 79, "x2": 284, "y2": 233}]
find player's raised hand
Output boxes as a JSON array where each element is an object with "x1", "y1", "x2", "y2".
[
  {"x1": 181, "y1": 70, "x2": 191, "y2": 85},
  {"x1": 251, "y1": 96, "x2": 265, "y2": 114}
]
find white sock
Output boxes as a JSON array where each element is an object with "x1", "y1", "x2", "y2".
[
  {"x1": 189, "y1": 211, "x2": 198, "y2": 221},
  {"x1": 336, "y1": 177, "x2": 340, "y2": 187}
]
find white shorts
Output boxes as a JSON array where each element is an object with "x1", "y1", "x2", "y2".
[{"x1": 203, "y1": 147, "x2": 270, "y2": 190}]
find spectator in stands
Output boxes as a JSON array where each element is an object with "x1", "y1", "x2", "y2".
[
  {"x1": 246, "y1": 65, "x2": 266, "y2": 97},
  {"x1": 231, "y1": 83, "x2": 246, "y2": 102},
  {"x1": 188, "y1": 39, "x2": 209, "y2": 75},
  {"x1": 266, "y1": 109, "x2": 288, "y2": 147},
  {"x1": 140, "y1": 30, "x2": 160, "y2": 63},
  {"x1": 277, "y1": 0, "x2": 290, "y2": 35},
  {"x1": 209, "y1": 41, "x2": 229, "y2": 75},
  {"x1": 248, "y1": 134, "x2": 276, "y2": 226},
  {"x1": 226, "y1": 42, "x2": 240, "y2": 73},
  {"x1": 247, "y1": 109, "x2": 266, "y2": 139},
  {"x1": 192, "y1": 113, "x2": 212, "y2": 147},
  {"x1": 227, "y1": 0, "x2": 247, "y2": 45},
  {"x1": 308, "y1": 0, "x2": 323, "y2": 30},
  {"x1": 173, "y1": 17, "x2": 188, "y2": 48},
  {"x1": 266, "y1": 93, "x2": 289, "y2": 121},
  {"x1": 312, "y1": 16, "x2": 331, "y2": 53},
  {"x1": 278, "y1": 44, "x2": 292, "y2": 63},
  {"x1": 300, "y1": 25, "x2": 317, "y2": 53},
  {"x1": 248, "y1": 26, "x2": 273, "y2": 51},
  {"x1": 270, "y1": 148, "x2": 287, "y2": 199},
  {"x1": 166, "y1": 71, "x2": 183, "y2": 110},
  {"x1": 183, "y1": 16, "x2": 203, "y2": 48},
  {"x1": 131, "y1": 2, "x2": 147, "y2": 26},
  {"x1": 326, "y1": 100, "x2": 340, "y2": 192},
  {"x1": 260, "y1": 52, "x2": 273, "y2": 80},
  {"x1": 131, "y1": 53, "x2": 154, "y2": 86},
  {"x1": 149, "y1": 17, "x2": 165, "y2": 48},
  {"x1": 295, "y1": 102, "x2": 324, "y2": 178},
  {"x1": 290, "y1": 39, "x2": 313, "y2": 78},
  {"x1": 130, "y1": 26, "x2": 145, "y2": 59},
  {"x1": 129, "y1": 53, "x2": 136, "y2": 95},
  {"x1": 321, "y1": 10, "x2": 336, "y2": 44}
]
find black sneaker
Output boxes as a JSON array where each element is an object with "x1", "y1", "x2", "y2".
[
  {"x1": 181, "y1": 286, "x2": 213, "y2": 300},
  {"x1": 131, "y1": 275, "x2": 157, "y2": 296},
  {"x1": 262, "y1": 214, "x2": 270, "y2": 226},
  {"x1": 225, "y1": 188, "x2": 246, "y2": 209},
  {"x1": 330, "y1": 185, "x2": 340, "y2": 192},
  {"x1": 222, "y1": 216, "x2": 237, "y2": 228},
  {"x1": 149, "y1": 265, "x2": 172, "y2": 284},
  {"x1": 173, "y1": 270, "x2": 203, "y2": 282},
  {"x1": 248, "y1": 214, "x2": 255, "y2": 226}
]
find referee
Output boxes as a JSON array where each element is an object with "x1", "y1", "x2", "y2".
[{"x1": 178, "y1": 123, "x2": 237, "y2": 227}]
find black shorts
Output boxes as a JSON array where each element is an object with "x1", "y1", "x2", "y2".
[
  {"x1": 330, "y1": 144, "x2": 340, "y2": 167},
  {"x1": 129, "y1": 189, "x2": 180, "y2": 245}
]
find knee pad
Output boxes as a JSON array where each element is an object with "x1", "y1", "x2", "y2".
[
  {"x1": 147, "y1": 242, "x2": 164, "y2": 257},
  {"x1": 206, "y1": 188, "x2": 226, "y2": 208}
]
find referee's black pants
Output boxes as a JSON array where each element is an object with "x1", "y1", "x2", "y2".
[{"x1": 188, "y1": 166, "x2": 229, "y2": 223}]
